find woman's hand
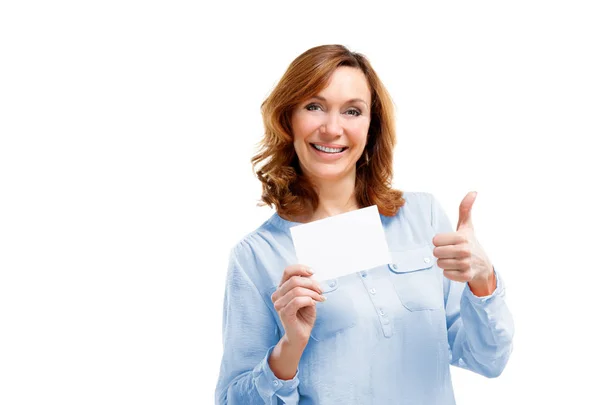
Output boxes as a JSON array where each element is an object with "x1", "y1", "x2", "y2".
[
  {"x1": 271, "y1": 264, "x2": 326, "y2": 347},
  {"x1": 432, "y1": 192, "x2": 496, "y2": 296}
]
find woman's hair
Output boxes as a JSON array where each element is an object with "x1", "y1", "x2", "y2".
[{"x1": 251, "y1": 44, "x2": 405, "y2": 218}]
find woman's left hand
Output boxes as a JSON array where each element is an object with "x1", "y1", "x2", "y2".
[{"x1": 432, "y1": 192, "x2": 495, "y2": 291}]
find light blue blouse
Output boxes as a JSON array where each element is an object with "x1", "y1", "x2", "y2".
[{"x1": 215, "y1": 191, "x2": 514, "y2": 404}]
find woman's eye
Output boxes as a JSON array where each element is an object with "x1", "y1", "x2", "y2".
[{"x1": 305, "y1": 103, "x2": 361, "y2": 116}]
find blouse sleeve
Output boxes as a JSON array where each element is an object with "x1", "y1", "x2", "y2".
[
  {"x1": 430, "y1": 193, "x2": 515, "y2": 378},
  {"x1": 215, "y1": 242, "x2": 300, "y2": 404}
]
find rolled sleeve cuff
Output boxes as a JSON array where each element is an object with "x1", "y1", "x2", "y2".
[
  {"x1": 252, "y1": 345, "x2": 300, "y2": 403},
  {"x1": 463, "y1": 267, "x2": 506, "y2": 306}
]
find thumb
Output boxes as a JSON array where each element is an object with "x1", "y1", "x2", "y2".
[{"x1": 457, "y1": 191, "x2": 477, "y2": 231}]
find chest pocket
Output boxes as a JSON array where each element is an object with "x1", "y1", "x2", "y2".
[
  {"x1": 310, "y1": 278, "x2": 357, "y2": 342},
  {"x1": 388, "y1": 245, "x2": 444, "y2": 311}
]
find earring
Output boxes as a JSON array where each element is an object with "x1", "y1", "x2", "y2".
[{"x1": 361, "y1": 150, "x2": 370, "y2": 166}]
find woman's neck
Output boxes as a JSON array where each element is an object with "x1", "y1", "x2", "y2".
[{"x1": 288, "y1": 173, "x2": 359, "y2": 223}]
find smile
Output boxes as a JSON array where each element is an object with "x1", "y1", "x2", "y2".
[{"x1": 310, "y1": 144, "x2": 348, "y2": 154}]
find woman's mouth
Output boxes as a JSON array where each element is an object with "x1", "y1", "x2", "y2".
[{"x1": 310, "y1": 143, "x2": 348, "y2": 154}]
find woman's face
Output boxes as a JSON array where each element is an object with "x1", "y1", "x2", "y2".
[{"x1": 291, "y1": 66, "x2": 372, "y2": 183}]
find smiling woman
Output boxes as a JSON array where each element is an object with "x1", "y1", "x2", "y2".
[
  {"x1": 251, "y1": 45, "x2": 402, "y2": 223},
  {"x1": 215, "y1": 44, "x2": 514, "y2": 405}
]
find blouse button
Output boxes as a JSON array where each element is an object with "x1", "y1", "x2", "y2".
[
  {"x1": 328, "y1": 280, "x2": 337, "y2": 288},
  {"x1": 391, "y1": 263, "x2": 398, "y2": 270},
  {"x1": 273, "y1": 380, "x2": 279, "y2": 386},
  {"x1": 369, "y1": 288, "x2": 377, "y2": 295},
  {"x1": 424, "y1": 257, "x2": 431, "y2": 263}
]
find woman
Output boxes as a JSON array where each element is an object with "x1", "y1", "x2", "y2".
[{"x1": 215, "y1": 44, "x2": 514, "y2": 404}]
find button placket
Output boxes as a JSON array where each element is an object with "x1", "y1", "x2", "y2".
[
  {"x1": 359, "y1": 273, "x2": 393, "y2": 338},
  {"x1": 378, "y1": 307, "x2": 390, "y2": 325}
]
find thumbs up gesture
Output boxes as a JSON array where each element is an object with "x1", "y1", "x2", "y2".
[{"x1": 432, "y1": 192, "x2": 496, "y2": 296}]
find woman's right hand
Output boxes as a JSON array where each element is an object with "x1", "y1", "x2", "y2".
[{"x1": 270, "y1": 265, "x2": 326, "y2": 347}]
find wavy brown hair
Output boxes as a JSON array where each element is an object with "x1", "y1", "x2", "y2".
[{"x1": 251, "y1": 44, "x2": 405, "y2": 219}]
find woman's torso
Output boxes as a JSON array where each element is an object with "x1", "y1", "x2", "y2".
[{"x1": 237, "y1": 191, "x2": 458, "y2": 404}]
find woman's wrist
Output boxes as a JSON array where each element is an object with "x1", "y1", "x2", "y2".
[
  {"x1": 468, "y1": 266, "x2": 496, "y2": 297},
  {"x1": 268, "y1": 335, "x2": 306, "y2": 380}
]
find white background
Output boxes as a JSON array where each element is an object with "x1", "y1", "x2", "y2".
[{"x1": 1, "y1": 1, "x2": 599, "y2": 404}]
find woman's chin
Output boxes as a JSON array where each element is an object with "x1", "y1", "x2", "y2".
[{"x1": 306, "y1": 168, "x2": 352, "y2": 182}]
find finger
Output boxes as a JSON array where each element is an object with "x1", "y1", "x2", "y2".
[
  {"x1": 274, "y1": 286, "x2": 326, "y2": 311},
  {"x1": 443, "y1": 269, "x2": 472, "y2": 283},
  {"x1": 433, "y1": 244, "x2": 471, "y2": 259},
  {"x1": 436, "y1": 258, "x2": 471, "y2": 271},
  {"x1": 281, "y1": 296, "x2": 316, "y2": 318},
  {"x1": 279, "y1": 264, "x2": 314, "y2": 287},
  {"x1": 272, "y1": 276, "x2": 322, "y2": 303},
  {"x1": 276, "y1": 275, "x2": 323, "y2": 301},
  {"x1": 432, "y1": 232, "x2": 469, "y2": 247},
  {"x1": 457, "y1": 191, "x2": 477, "y2": 231}
]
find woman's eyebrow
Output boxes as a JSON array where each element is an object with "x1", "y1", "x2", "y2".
[{"x1": 311, "y1": 95, "x2": 369, "y2": 107}]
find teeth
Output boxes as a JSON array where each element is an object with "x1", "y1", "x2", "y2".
[{"x1": 313, "y1": 144, "x2": 345, "y2": 153}]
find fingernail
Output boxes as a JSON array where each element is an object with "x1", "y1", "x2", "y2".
[
  {"x1": 320, "y1": 295, "x2": 327, "y2": 301},
  {"x1": 306, "y1": 267, "x2": 314, "y2": 274}
]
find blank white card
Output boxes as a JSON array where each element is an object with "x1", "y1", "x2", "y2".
[{"x1": 290, "y1": 205, "x2": 392, "y2": 281}]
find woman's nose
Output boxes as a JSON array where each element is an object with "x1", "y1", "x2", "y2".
[{"x1": 320, "y1": 113, "x2": 343, "y2": 136}]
